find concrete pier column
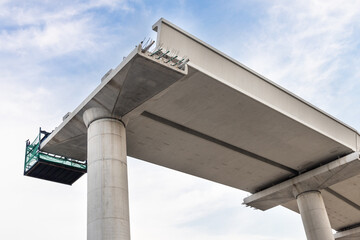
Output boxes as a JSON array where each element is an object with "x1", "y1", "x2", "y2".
[
  {"x1": 296, "y1": 190, "x2": 334, "y2": 240},
  {"x1": 83, "y1": 108, "x2": 130, "y2": 240}
]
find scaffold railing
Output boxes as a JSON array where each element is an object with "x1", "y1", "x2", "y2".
[{"x1": 24, "y1": 128, "x2": 86, "y2": 184}]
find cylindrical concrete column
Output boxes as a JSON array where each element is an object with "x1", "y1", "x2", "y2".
[
  {"x1": 84, "y1": 108, "x2": 130, "y2": 240},
  {"x1": 296, "y1": 190, "x2": 334, "y2": 240}
]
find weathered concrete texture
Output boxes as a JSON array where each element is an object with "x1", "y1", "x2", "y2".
[
  {"x1": 297, "y1": 191, "x2": 334, "y2": 240},
  {"x1": 335, "y1": 226, "x2": 360, "y2": 239},
  {"x1": 85, "y1": 108, "x2": 130, "y2": 240}
]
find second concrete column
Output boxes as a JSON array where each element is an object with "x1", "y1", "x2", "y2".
[{"x1": 296, "y1": 190, "x2": 334, "y2": 240}]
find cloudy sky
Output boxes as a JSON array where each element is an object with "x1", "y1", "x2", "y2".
[{"x1": 1, "y1": 0, "x2": 360, "y2": 239}]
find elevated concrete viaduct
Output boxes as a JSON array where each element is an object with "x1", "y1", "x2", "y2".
[{"x1": 28, "y1": 18, "x2": 360, "y2": 239}]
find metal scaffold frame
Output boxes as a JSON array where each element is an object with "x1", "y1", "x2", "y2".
[{"x1": 24, "y1": 128, "x2": 86, "y2": 185}]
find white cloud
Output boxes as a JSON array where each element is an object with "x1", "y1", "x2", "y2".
[
  {"x1": 0, "y1": 2, "x2": 136, "y2": 239},
  {"x1": 0, "y1": 19, "x2": 97, "y2": 56},
  {"x1": 128, "y1": 159, "x2": 305, "y2": 240},
  {"x1": 0, "y1": 0, "x2": 131, "y2": 26},
  {"x1": 88, "y1": 0, "x2": 133, "y2": 11},
  {"x1": 228, "y1": 0, "x2": 360, "y2": 123},
  {"x1": 0, "y1": 0, "x2": 134, "y2": 58},
  {"x1": 0, "y1": 0, "x2": 135, "y2": 130}
]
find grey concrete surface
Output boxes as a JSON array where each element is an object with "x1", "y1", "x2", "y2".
[
  {"x1": 84, "y1": 108, "x2": 130, "y2": 240},
  {"x1": 297, "y1": 191, "x2": 334, "y2": 240}
]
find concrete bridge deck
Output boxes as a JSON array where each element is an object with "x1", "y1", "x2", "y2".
[{"x1": 40, "y1": 18, "x2": 360, "y2": 239}]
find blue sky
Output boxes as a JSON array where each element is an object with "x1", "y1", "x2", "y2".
[{"x1": 1, "y1": 0, "x2": 360, "y2": 239}]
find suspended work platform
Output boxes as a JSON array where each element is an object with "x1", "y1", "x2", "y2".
[{"x1": 24, "y1": 129, "x2": 86, "y2": 185}]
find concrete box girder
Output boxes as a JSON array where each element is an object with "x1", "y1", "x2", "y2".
[{"x1": 40, "y1": 18, "x2": 360, "y2": 232}]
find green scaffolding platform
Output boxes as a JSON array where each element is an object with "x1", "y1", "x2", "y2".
[{"x1": 24, "y1": 129, "x2": 87, "y2": 185}]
